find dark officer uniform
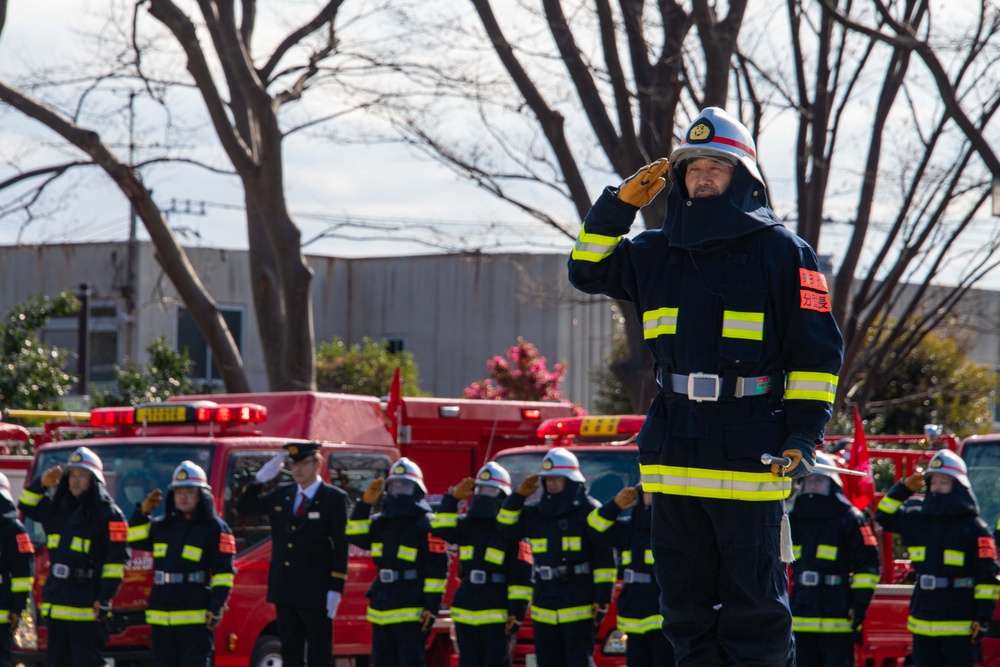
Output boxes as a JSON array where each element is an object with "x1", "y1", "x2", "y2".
[
  {"x1": 788, "y1": 457, "x2": 880, "y2": 667},
  {"x1": 128, "y1": 461, "x2": 235, "y2": 667},
  {"x1": 0, "y1": 473, "x2": 33, "y2": 667},
  {"x1": 586, "y1": 489, "x2": 674, "y2": 667},
  {"x1": 346, "y1": 458, "x2": 448, "y2": 667},
  {"x1": 497, "y1": 448, "x2": 616, "y2": 667},
  {"x1": 18, "y1": 446, "x2": 130, "y2": 667},
  {"x1": 430, "y1": 463, "x2": 533, "y2": 667},
  {"x1": 568, "y1": 107, "x2": 843, "y2": 666},
  {"x1": 876, "y1": 450, "x2": 1000, "y2": 667},
  {"x1": 236, "y1": 442, "x2": 349, "y2": 667}
]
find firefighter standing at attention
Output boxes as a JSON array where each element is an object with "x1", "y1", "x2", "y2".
[
  {"x1": 430, "y1": 463, "x2": 533, "y2": 667},
  {"x1": 567, "y1": 106, "x2": 844, "y2": 665},
  {"x1": 347, "y1": 458, "x2": 448, "y2": 667},
  {"x1": 876, "y1": 450, "x2": 1000, "y2": 667},
  {"x1": 127, "y1": 461, "x2": 236, "y2": 667},
  {"x1": 18, "y1": 446, "x2": 130, "y2": 667},
  {"x1": 586, "y1": 484, "x2": 674, "y2": 667},
  {"x1": 497, "y1": 447, "x2": 616, "y2": 667},
  {"x1": 788, "y1": 453, "x2": 880, "y2": 667},
  {"x1": 0, "y1": 472, "x2": 33, "y2": 667}
]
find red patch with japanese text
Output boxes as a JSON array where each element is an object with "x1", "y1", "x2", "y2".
[
  {"x1": 517, "y1": 540, "x2": 534, "y2": 564},
  {"x1": 108, "y1": 521, "x2": 128, "y2": 542},
  {"x1": 978, "y1": 536, "x2": 996, "y2": 560},
  {"x1": 219, "y1": 533, "x2": 236, "y2": 555},
  {"x1": 428, "y1": 535, "x2": 448, "y2": 554},
  {"x1": 800, "y1": 290, "x2": 831, "y2": 313},
  {"x1": 799, "y1": 269, "x2": 829, "y2": 293},
  {"x1": 16, "y1": 532, "x2": 34, "y2": 554},
  {"x1": 860, "y1": 525, "x2": 877, "y2": 546}
]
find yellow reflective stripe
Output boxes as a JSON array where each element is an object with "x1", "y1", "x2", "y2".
[
  {"x1": 792, "y1": 616, "x2": 853, "y2": 633},
  {"x1": 430, "y1": 513, "x2": 457, "y2": 529},
  {"x1": 909, "y1": 546, "x2": 926, "y2": 562},
  {"x1": 877, "y1": 496, "x2": 903, "y2": 515},
  {"x1": 617, "y1": 614, "x2": 663, "y2": 634},
  {"x1": 70, "y1": 537, "x2": 91, "y2": 553},
  {"x1": 621, "y1": 550, "x2": 632, "y2": 565},
  {"x1": 644, "y1": 549, "x2": 654, "y2": 565},
  {"x1": 943, "y1": 550, "x2": 964, "y2": 566},
  {"x1": 424, "y1": 578, "x2": 446, "y2": 594},
  {"x1": 19, "y1": 488, "x2": 43, "y2": 507},
  {"x1": 571, "y1": 225, "x2": 621, "y2": 262},
  {"x1": 530, "y1": 604, "x2": 594, "y2": 625},
  {"x1": 484, "y1": 547, "x2": 504, "y2": 565},
  {"x1": 497, "y1": 508, "x2": 520, "y2": 526},
  {"x1": 640, "y1": 464, "x2": 791, "y2": 501},
  {"x1": 102, "y1": 563, "x2": 124, "y2": 580},
  {"x1": 587, "y1": 508, "x2": 613, "y2": 532},
  {"x1": 10, "y1": 576, "x2": 33, "y2": 593},
  {"x1": 508, "y1": 585, "x2": 532, "y2": 601},
  {"x1": 211, "y1": 573, "x2": 235, "y2": 588},
  {"x1": 367, "y1": 606, "x2": 423, "y2": 625},
  {"x1": 128, "y1": 524, "x2": 151, "y2": 542},
  {"x1": 397, "y1": 545, "x2": 417, "y2": 562},
  {"x1": 153, "y1": 543, "x2": 167, "y2": 558},
  {"x1": 0, "y1": 612, "x2": 8, "y2": 623},
  {"x1": 451, "y1": 607, "x2": 507, "y2": 625},
  {"x1": 345, "y1": 519, "x2": 370, "y2": 535},
  {"x1": 975, "y1": 584, "x2": 1000, "y2": 601},
  {"x1": 562, "y1": 536, "x2": 582, "y2": 551},
  {"x1": 792, "y1": 545, "x2": 802, "y2": 560},
  {"x1": 146, "y1": 609, "x2": 208, "y2": 626},
  {"x1": 529, "y1": 538, "x2": 547, "y2": 554},
  {"x1": 460, "y1": 546, "x2": 474, "y2": 560},
  {"x1": 182, "y1": 545, "x2": 203, "y2": 562},
  {"x1": 721, "y1": 310, "x2": 764, "y2": 341},
  {"x1": 45, "y1": 604, "x2": 97, "y2": 621},
  {"x1": 908, "y1": 615, "x2": 973, "y2": 636},
  {"x1": 816, "y1": 544, "x2": 838, "y2": 560},
  {"x1": 851, "y1": 573, "x2": 879, "y2": 590},
  {"x1": 47, "y1": 534, "x2": 60, "y2": 549},
  {"x1": 643, "y1": 307, "x2": 678, "y2": 339},
  {"x1": 785, "y1": 371, "x2": 838, "y2": 403},
  {"x1": 371, "y1": 543, "x2": 383, "y2": 558},
  {"x1": 593, "y1": 568, "x2": 617, "y2": 584}
]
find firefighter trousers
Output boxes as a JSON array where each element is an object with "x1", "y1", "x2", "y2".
[
  {"x1": 793, "y1": 632, "x2": 853, "y2": 667},
  {"x1": 651, "y1": 494, "x2": 794, "y2": 667},
  {"x1": 455, "y1": 623, "x2": 514, "y2": 667},
  {"x1": 372, "y1": 621, "x2": 426, "y2": 667},
  {"x1": 151, "y1": 624, "x2": 213, "y2": 667},
  {"x1": 912, "y1": 634, "x2": 977, "y2": 667},
  {"x1": 47, "y1": 619, "x2": 107, "y2": 667},
  {"x1": 532, "y1": 618, "x2": 595, "y2": 667}
]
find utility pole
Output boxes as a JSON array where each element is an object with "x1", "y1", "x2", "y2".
[
  {"x1": 76, "y1": 283, "x2": 91, "y2": 396},
  {"x1": 123, "y1": 90, "x2": 139, "y2": 361}
]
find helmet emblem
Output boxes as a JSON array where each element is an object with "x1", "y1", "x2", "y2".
[
  {"x1": 177, "y1": 471, "x2": 188, "y2": 480},
  {"x1": 479, "y1": 471, "x2": 491, "y2": 480},
  {"x1": 542, "y1": 460, "x2": 553, "y2": 470},
  {"x1": 394, "y1": 465, "x2": 406, "y2": 474},
  {"x1": 930, "y1": 458, "x2": 942, "y2": 469},
  {"x1": 288, "y1": 445, "x2": 299, "y2": 455},
  {"x1": 71, "y1": 454, "x2": 82, "y2": 462},
  {"x1": 688, "y1": 120, "x2": 714, "y2": 143}
]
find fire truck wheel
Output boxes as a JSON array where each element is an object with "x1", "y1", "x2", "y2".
[{"x1": 250, "y1": 634, "x2": 283, "y2": 667}]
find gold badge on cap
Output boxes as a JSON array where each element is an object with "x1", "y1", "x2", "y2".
[
  {"x1": 479, "y1": 471, "x2": 491, "y2": 480},
  {"x1": 177, "y1": 471, "x2": 188, "y2": 480},
  {"x1": 930, "y1": 458, "x2": 942, "y2": 469},
  {"x1": 71, "y1": 454, "x2": 82, "y2": 462},
  {"x1": 394, "y1": 465, "x2": 406, "y2": 474},
  {"x1": 689, "y1": 122, "x2": 712, "y2": 142},
  {"x1": 542, "y1": 460, "x2": 553, "y2": 470},
  {"x1": 288, "y1": 445, "x2": 299, "y2": 456}
]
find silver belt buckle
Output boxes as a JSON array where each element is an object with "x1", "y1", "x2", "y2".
[
  {"x1": 800, "y1": 571, "x2": 819, "y2": 586},
  {"x1": 469, "y1": 570, "x2": 487, "y2": 584},
  {"x1": 51, "y1": 563, "x2": 70, "y2": 579},
  {"x1": 623, "y1": 569, "x2": 635, "y2": 583},
  {"x1": 919, "y1": 574, "x2": 937, "y2": 590},
  {"x1": 154, "y1": 571, "x2": 165, "y2": 585},
  {"x1": 687, "y1": 373, "x2": 720, "y2": 402},
  {"x1": 379, "y1": 569, "x2": 396, "y2": 583},
  {"x1": 535, "y1": 566, "x2": 553, "y2": 580}
]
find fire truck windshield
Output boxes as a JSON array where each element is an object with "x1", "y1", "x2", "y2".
[
  {"x1": 23, "y1": 444, "x2": 214, "y2": 545},
  {"x1": 962, "y1": 442, "x2": 1000, "y2": 530},
  {"x1": 492, "y1": 450, "x2": 640, "y2": 504}
]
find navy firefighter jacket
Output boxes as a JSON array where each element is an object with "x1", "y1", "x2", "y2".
[
  {"x1": 568, "y1": 169, "x2": 844, "y2": 500},
  {"x1": 0, "y1": 495, "x2": 34, "y2": 623},
  {"x1": 876, "y1": 481, "x2": 1000, "y2": 631}
]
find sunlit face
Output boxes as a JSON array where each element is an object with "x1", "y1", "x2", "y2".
[
  {"x1": 801, "y1": 476, "x2": 832, "y2": 496},
  {"x1": 928, "y1": 474, "x2": 955, "y2": 495},
  {"x1": 290, "y1": 456, "x2": 320, "y2": 487},
  {"x1": 684, "y1": 158, "x2": 736, "y2": 198},
  {"x1": 387, "y1": 479, "x2": 417, "y2": 496},
  {"x1": 543, "y1": 476, "x2": 567, "y2": 495},
  {"x1": 474, "y1": 485, "x2": 502, "y2": 497},
  {"x1": 172, "y1": 486, "x2": 201, "y2": 514},
  {"x1": 67, "y1": 468, "x2": 93, "y2": 498}
]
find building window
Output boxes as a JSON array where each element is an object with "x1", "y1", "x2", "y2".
[
  {"x1": 385, "y1": 338, "x2": 406, "y2": 354},
  {"x1": 176, "y1": 306, "x2": 244, "y2": 384},
  {"x1": 42, "y1": 302, "x2": 119, "y2": 385}
]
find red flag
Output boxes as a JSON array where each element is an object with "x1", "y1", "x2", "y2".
[
  {"x1": 386, "y1": 367, "x2": 402, "y2": 441},
  {"x1": 845, "y1": 406, "x2": 875, "y2": 510}
]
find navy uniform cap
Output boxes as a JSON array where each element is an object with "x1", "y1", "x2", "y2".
[{"x1": 283, "y1": 441, "x2": 321, "y2": 462}]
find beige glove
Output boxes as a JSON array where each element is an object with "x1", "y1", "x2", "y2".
[
  {"x1": 903, "y1": 470, "x2": 925, "y2": 492},
  {"x1": 972, "y1": 620, "x2": 985, "y2": 644},
  {"x1": 141, "y1": 489, "x2": 163, "y2": 515},
  {"x1": 592, "y1": 602, "x2": 608, "y2": 627},
  {"x1": 41, "y1": 466, "x2": 63, "y2": 488},
  {"x1": 505, "y1": 615, "x2": 521, "y2": 636},
  {"x1": 451, "y1": 478, "x2": 475, "y2": 500},
  {"x1": 616, "y1": 159, "x2": 670, "y2": 208},
  {"x1": 362, "y1": 478, "x2": 385, "y2": 504},
  {"x1": 206, "y1": 610, "x2": 222, "y2": 629},
  {"x1": 613, "y1": 486, "x2": 639, "y2": 510},
  {"x1": 420, "y1": 609, "x2": 435, "y2": 632},
  {"x1": 517, "y1": 474, "x2": 540, "y2": 498}
]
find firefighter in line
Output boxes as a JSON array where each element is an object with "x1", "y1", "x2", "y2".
[
  {"x1": 0, "y1": 472, "x2": 33, "y2": 667},
  {"x1": 875, "y1": 450, "x2": 1000, "y2": 667},
  {"x1": 236, "y1": 441, "x2": 350, "y2": 667},
  {"x1": 127, "y1": 461, "x2": 236, "y2": 667},
  {"x1": 18, "y1": 446, "x2": 130, "y2": 667},
  {"x1": 567, "y1": 106, "x2": 844, "y2": 665},
  {"x1": 788, "y1": 453, "x2": 880, "y2": 667},
  {"x1": 430, "y1": 463, "x2": 533, "y2": 667},
  {"x1": 586, "y1": 484, "x2": 673, "y2": 667},
  {"x1": 347, "y1": 458, "x2": 448, "y2": 667},
  {"x1": 496, "y1": 447, "x2": 616, "y2": 667}
]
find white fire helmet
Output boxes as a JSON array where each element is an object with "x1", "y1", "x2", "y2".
[
  {"x1": 670, "y1": 107, "x2": 765, "y2": 190},
  {"x1": 926, "y1": 449, "x2": 970, "y2": 489},
  {"x1": 387, "y1": 457, "x2": 428, "y2": 494},
  {"x1": 169, "y1": 461, "x2": 211, "y2": 490},
  {"x1": 539, "y1": 447, "x2": 586, "y2": 483},
  {"x1": 475, "y1": 462, "x2": 512, "y2": 495},
  {"x1": 65, "y1": 446, "x2": 106, "y2": 485},
  {"x1": 807, "y1": 452, "x2": 843, "y2": 489},
  {"x1": 0, "y1": 472, "x2": 11, "y2": 503}
]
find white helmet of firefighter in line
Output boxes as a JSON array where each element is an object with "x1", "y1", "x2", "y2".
[
  {"x1": 475, "y1": 462, "x2": 512, "y2": 495},
  {"x1": 670, "y1": 107, "x2": 765, "y2": 191},
  {"x1": 0, "y1": 472, "x2": 11, "y2": 503},
  {"x1": 387, "y1": 457, "x2": 428, "y2": 494},
  {"x1": 807, "y1": 452, "x2": 843, "y2": 489},
  {"x1": 926, "y1": 449, "x2": 970, "y2": 489},
  {"x1": 169, "y1": 461, "x2": 211, "y2": 490},
  {"x1": 65, "y1": 446, "x2": 106, "y2": 485},
  {"x1": 539, "y1": 447, "x2": 586, "y2": 483}
]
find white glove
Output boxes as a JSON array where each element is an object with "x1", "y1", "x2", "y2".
[
  {"x1": 326, "y1": 591, "x2": 341, "y2": 619},
  {"x1": 255, "y1": 454, "x2": 286, "y2": 483}
]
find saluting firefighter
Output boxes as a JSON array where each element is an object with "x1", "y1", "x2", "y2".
[
  {"x1": 586, "y1": 484, "x2": 674, "y2": 667},
  {"x1": 876, "y1": 450, "x2": 1000, "y2": 667},
  {"x1": 497, "y1": 447, "x2": 616, "y2": 667},
  {"x1": 236, "y1": 441, "x2": 350, "y2": 667},
  {"x1": 127, "y1": 461, "x2": 236, "y2": 667},
  {"x1": 788, "y1": 453, "x2": 880, "y2": 667},
  {"x1": 347, "y1": 458, "x2": 448, "y2": 667},
  {"x1": 430, "y1": 463, "x2": 533, "y2": 667},
  {"x1": 18, "y1": 446, "x2": 130, "y2": 667},
  {"x1": 0, "y1": 472, "x2": 33, "y2": 667}
]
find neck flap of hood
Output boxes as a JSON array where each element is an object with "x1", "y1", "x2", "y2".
[{"x1": 922, "y1": 484, "x2": 980, "y2": 517}]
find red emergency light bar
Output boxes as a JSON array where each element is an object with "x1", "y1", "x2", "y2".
[
  {"x1": 537, "y1": 415, "x2": 646, "y2": 439},
  {"x1": 521, "y1": 409, "x2": 542, "y2": 420},
  {"x1": 90, "y1": 401, "x2": 268, "y2": 428},
  {"x1": 90, "y1": 408, "x2": 136, "y2": 428}
]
